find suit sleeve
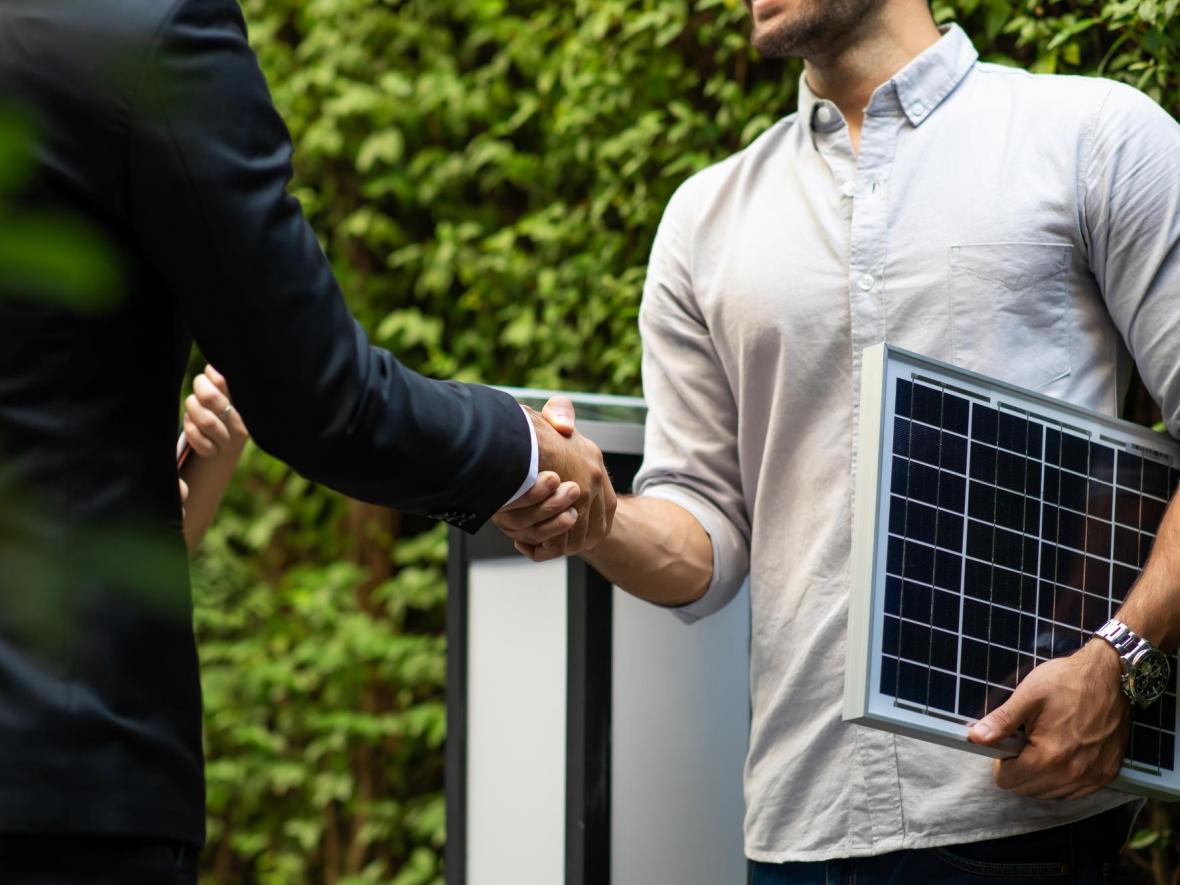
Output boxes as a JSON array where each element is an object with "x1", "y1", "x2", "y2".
[{"x1": 125, "y1": 0, "x2": 529, "y2": 530}]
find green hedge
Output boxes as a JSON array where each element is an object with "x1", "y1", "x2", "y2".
[{"x1": 192, "y1": 2, "x2": 1180, "y2": 881}]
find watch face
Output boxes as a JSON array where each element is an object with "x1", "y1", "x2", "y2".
[{"x1": 1129, "y1": 649, "x2": 1172, "y2": 706}]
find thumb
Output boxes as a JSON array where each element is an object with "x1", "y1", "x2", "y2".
[
  {"x1": 968, "y1": 686, "x2": 1040, "y2": 746},
  {"x1": 542, "y1": 396, "x2": 576, "y2": 437}
]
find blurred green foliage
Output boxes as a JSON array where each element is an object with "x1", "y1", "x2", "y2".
[{"x1": 191, "y1": 1, "x2": 1180, "y2": 881}]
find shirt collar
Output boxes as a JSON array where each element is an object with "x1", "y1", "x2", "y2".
[{"x1": 796, "y1": 23, "x2": 978, "y2": 132}]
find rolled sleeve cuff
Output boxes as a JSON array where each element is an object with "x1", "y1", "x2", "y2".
[{"x1": 637, "y1": 482, "x2": 750, "y2": 624}]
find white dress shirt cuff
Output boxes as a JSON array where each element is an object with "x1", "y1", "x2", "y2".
[{"x1": 504, "y1": 404, "x2": 540, "y2": 508}]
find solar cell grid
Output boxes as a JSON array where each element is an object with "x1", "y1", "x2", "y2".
[{"x1": 880, "y1": 374, "x2": 1180, "y2": 777}]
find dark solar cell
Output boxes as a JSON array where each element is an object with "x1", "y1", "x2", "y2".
[
  {"x1": 904, "y1": 460, "x2": 942, "y2": 507},
  {"x1": 892, "y1": 456, "x2": 910, "y2": 497},
  {"x1": 961, "y1": 638, "x2": 989, "y2": 682},
  {"x1": 970, "y1": 443, "x2": 997, "y2": 483},
  {"x1": 1060, "y1": 433, "x2": 1091, "y2": 474},
  {"x1": 1019, "y1": 615, "x2": 1038, "y2": 653},
  {"x1": 1089, "y1": 443, "x2": 1116, "y2": 484},
  {"x1": 1112, "y1": 564, "x2": 1139, "y2": 600},
  {"x1": 1142, "y1": 496, "x2": 1167, "y2": 532},
  {"x1": 891, "y1": 496, "x2": 935, "y2": 545},
  {"x1": 934, "y1": 549, "x2": 963, "y2": 592},
  {"x1": 1044, "y1": 428, "x2": 1062, "y2": 466},
  {"x1": 1080, "y1": 592, "x2": 1109, "y2": 632},
  {"x1": 895, "y1": 379, "x2": 913, "y2": 418},
  {"x1": 1139, "y1": 533, "x2": 1155, "y2": 569},
  {"x1": 943, "y1": 393, "x2": 970, "y2": 437},
  {"x1": 883, "y1": 616, "x2": 899, "y2": 657},
  {"x1": 1118, "y1": 451, "x2": 1143, "y2": 491},
  {"x1": 910, "y1": 384, "x2": 943, "y2": 428},
  {"x1": 996, "y1": 450, "x2": 1040, "y2": 496},
  {"x1": 1083, "y1": 556, "x2": 1110, "y2": 596},
  {"x1": 939, "y1": 473, "x2": 967, "y2": 512},
  {"x1": 1085, "y1": 518, "x2": 1113, "y2": 559},
  {"x1": 1113, "y1": 525, "x2": 1139, "y2": 566},
  {"x1": 958, "y1": 677, "x2": 987, "y2": 719},
  {"x1": 902, "y1": 541, "x2": 935, "y2": 583},
  {"x1": 899, "y1": 581, "x2": 930, "y2": 622},
  {"x1": 988, "y1": 606, "x2": 1020, "y2": 648},
  {"x1": 885, "y1": 576, "x2": 901, "y2": 615},
  {"x1": 988, "y1": 646, "x2": 1018, "y2": 688},
  {"x1": 998, "y1": 412, "x2": 1043, "y2": 458},
  {"x1": 962, "y1": 598, "x2": 990, "y2": 642},
  {"x1": 1088, "y1": 481, "x2": 1114, "y2": 521},
  {"x1": 936, "y1": 513, "x2": 964, "y2": 552},
  {"x1": 1051, "y1": 624, "x2": 1085, "y2": 656},
  {"x1": 1115, "y1": 490, "x2": 1141, "y2": 528},
  {"x1": 931, "y1": 589, "x2": 961, "y2": 631},
  {"x1": 1131, "y1": 727, "x2": 1165, "y2": 770},
  {"x1": 900, "y1": 620, "x2": 958, "y2": 673},
  {"x1": 992, "y1": 488, "x2": 1038, "y2": 534},
  {"x1": 1144, "y1": 459, "x2": 1171, "y2": 500},
  {"x1": 973, "y1": 404, "x2": 998, "y2": 445}
]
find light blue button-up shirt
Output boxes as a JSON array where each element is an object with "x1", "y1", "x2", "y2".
[{"x1": 633, "y1": 24, "x2": 1180, "y2": 861}]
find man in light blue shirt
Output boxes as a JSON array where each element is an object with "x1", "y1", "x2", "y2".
[{"x1": 497, "y1": 0, "x2": 1180, "y2": 880}]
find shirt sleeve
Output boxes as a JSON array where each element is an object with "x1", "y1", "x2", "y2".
[
  {"x1": 504, "y1": 404, "x2": 540, "y2": 507},
  {"x1": 633, "y1": 181, "x2": 751, "y2": 623},
  {"x1": 1084, "y1": 82, "x2": 1180, "y2": 434}
]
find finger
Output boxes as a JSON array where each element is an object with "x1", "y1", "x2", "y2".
[
  {"x1": 496, "y1": 482, "x2": 580, "y2": 532},
  {"x1": 500, "y1": 472, "x2": 561, "y2": 513},
  {"x1": 542, "y1": 396, "x2": 576, "y2": 437},
  {"x1": 193, "y1": 373, "x2": 230, "y2": 412},
  {"x1": 204, "y1": 364, "x2": 229, "y2": 395},
  {"x1": 994, "y1": 750, "x2": 1065, "y2": 795},
  {"x1": 504, "y1": 507, "x2": 579, "y2": 547},
  {"x1": 968, "y1": 681, "x2": 1043, "y2": 746},
  {"x1": 183, "y1": 413, "x2": 218, "y2": 457},
  {"x1": 186, "y1": 395, "x2": 232, "y2": 448},
  {"x1": 515, "y1": 540, "x2": 566, "y2": 563},
  {"x1": 178, "y1": 478, "x2": 189, "y2": 504},
  {"x1": 552, "y1": 491, "x2": 590, "y2": 554}
]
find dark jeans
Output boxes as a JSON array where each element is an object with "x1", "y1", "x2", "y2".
[
  {"x1": 0, "y1": 834, "x2": 199, "y2": 884},
  {"x1": 749, "y1": 804, "x2": 1138, "y2": 885}
]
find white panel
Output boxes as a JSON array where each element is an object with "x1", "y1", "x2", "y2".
[
  {"x1": 611, "y1": 582, "x2": 751, "y2": 885},
  {"x1": 467, "y1": 558, "x2": 567, "y2": 885}
]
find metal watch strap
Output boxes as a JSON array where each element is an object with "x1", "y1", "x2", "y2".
[{"x1": 1095, "y1": 618, "x2": 1152, "y2": 661}]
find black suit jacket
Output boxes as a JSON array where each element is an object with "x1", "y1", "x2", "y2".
[{"x1": 0, "y1": 0, "x2": 530, "y2": 844}]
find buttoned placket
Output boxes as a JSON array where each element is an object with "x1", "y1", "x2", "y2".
[{"x1": 811, "y1": 86, "x2": 910, "y2": 850}]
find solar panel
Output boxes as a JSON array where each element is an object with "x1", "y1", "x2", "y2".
[{"x1": 845, "y1": 344, "x2": 1180, "y2": 800}]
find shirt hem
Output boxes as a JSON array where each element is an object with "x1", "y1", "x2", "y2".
[{"x1": 744, "y1": 794, "x2": 1137, "y2": 863}]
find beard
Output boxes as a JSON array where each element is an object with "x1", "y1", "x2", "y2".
[{"x1": 749, "y1": 0, "x2": 883, "y2": 59}]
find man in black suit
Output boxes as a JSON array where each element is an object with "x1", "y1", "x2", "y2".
[{"x1": 0, "y1": 0, "x2": 613, "y2": 879}]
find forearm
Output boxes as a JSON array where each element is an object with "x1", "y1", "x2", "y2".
[
  {"x1": 581, "y1": 496, "x2": 712, "y2": 607},
  {"x1": 1114, "y1": 492, "x2": 1180, "y2": 652},
  {"x1": 180, "y1": 442, "x2": 245, "y2": 554}
]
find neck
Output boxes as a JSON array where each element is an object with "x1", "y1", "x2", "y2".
[{"x1": 803, "y1": 3, "x2": 941, "y2": 150}]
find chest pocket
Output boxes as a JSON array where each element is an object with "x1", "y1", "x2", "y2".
[{"x1": 949, "y1": 242, "x2": 1073, "y2": 391}]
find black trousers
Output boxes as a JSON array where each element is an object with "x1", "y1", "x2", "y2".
[{"x1": 0, "y1": 835, "x2": 199, "y2": 884}]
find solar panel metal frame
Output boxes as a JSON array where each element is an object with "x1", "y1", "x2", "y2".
[{"x1": 844, "y1": 343, "x2": 1180, "y2": 801}]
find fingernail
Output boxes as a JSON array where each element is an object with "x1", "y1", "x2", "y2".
[
  {"x1": 566, "y1": 487, "x2": 578, "y2": 501},
  {"x1": 546, "y1": 475, "x2": 559, "y2": 491},
  {"x1": 972, "y1": 722, "x2": 993, "y2": 741},
  {"x1": 568, "y1": 508, "x2": 578, "y2": 521}
]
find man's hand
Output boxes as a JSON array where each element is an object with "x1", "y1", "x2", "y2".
[
  {"x1": 967, "y1": 639, "x2": 1130, "y2": 800},
  {"x1": 493, "y1": 397, "x2": 616, "y2": 561}
]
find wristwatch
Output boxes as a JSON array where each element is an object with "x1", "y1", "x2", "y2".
[{"x1": 1094, "y1": 619, "x2": 1171, "y2": 708}]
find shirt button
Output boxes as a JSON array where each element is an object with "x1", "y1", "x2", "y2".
[
  {"x1": 841, "y1": 181, "x2": 855, "y2": 198},
  {"x1": 911, "y1": 102, "x2": 925, "y2": 116},
  {"x1": 816, "y1": 105, "x2": 834, "y2": 125},
  {"x1": 858, "y1": 273, "x2": 875, "y2": 291}
]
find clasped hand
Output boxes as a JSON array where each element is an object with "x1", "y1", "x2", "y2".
[
  {"x1": 493, "y1": 397, "x2": 617, "y2": 560},
  {"x1": 967, "y1": 639, "x2": 1129, "y2": 800}
]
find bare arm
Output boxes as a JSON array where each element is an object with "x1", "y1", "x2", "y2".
[
  {"x1": 179, "y1": 366, "x2": 248, "y2": 554},
  {"x1": 581, "y1": 496, "x2": 712, "y2": 608}
]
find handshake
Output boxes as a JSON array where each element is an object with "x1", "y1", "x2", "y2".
[
  {"x1": 492, "y1": 397, "x2": 618, "y2": 561},
  {"x1": 182, "y1": 372, "x2": 617, "y2": 560}
]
